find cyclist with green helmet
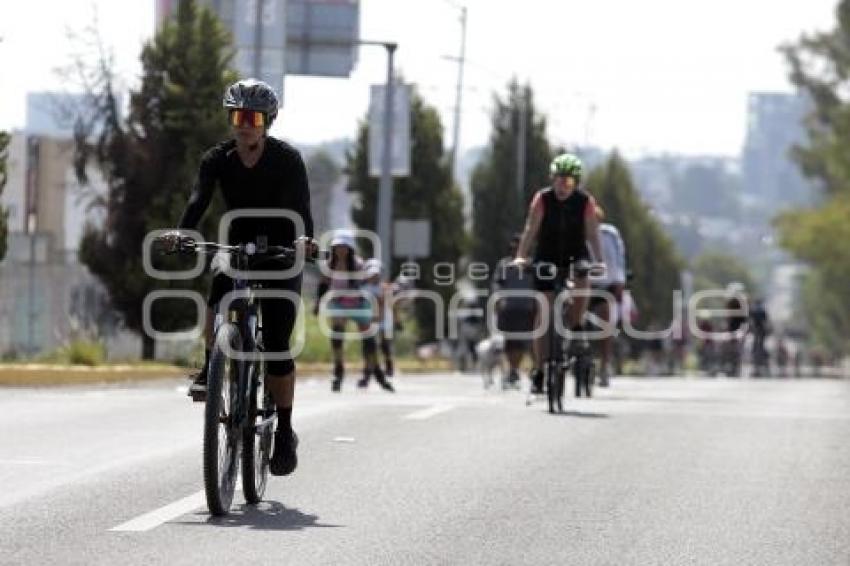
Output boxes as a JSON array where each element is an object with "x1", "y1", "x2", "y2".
[{"x1": 512, "y1": 153, "x2": 605, "y2": 395}]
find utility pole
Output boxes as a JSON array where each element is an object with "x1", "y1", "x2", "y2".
[
  {"x1": 449, "y1": 6, "x2": 467, "y2": 182},
  {"x1": 252, "y1": 0, "x2": 264, "y2": 78},
  {"x1": 378, "y1": 46, "x2": 396, "y2": 265}
]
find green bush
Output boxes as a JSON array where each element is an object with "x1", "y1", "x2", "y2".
[
  {"x1": 64, "y1": 340, "x2": 106, "y2": 366},
  {"x1": 35, "y1": 340, "x2": 106, "y2": 366}
]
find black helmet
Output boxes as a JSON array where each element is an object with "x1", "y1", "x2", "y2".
[{"x1": 223, "y1": 78, "x2": 279, "y2": 125}]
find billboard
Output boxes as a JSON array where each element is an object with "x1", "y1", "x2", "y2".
[
  {"x1": 369, "y1": 84, "x2": 411, "y2": 178},
  {"x1": 286, "y1": 0, "x2": 359, "y2": 77}
]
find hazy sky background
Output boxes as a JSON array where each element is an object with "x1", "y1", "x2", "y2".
[{"x1": 0, "y1": 0, "x2": 838, "y2": 156}]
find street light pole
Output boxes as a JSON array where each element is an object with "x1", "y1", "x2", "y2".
[{"x1": 359, "y1": 40, "x2": 398, "y2": 263}]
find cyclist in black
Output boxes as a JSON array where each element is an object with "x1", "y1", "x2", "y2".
[
  {"x1": 513, "y1": 153, "x2": 604, "y2": 395},
  {"x1": 160, "y1": 79, "x2": 315, "y2": 477}
]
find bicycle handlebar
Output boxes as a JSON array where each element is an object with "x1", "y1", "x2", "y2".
[{"x1": 165, "y1": 236, "x2": 330, "y2": 263}]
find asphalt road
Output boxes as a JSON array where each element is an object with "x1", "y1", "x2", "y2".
[{"x1": 1, "y1": 373, "x2": 849, "y2": 565}]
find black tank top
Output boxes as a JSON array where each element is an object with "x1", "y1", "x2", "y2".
[{"x1": 533, "y1": 187, "x2": 590, "y2": 266}]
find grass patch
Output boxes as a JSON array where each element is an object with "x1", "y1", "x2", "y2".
[{"x1": 35, "y1": 340, "x2": 106, "y2": 366}]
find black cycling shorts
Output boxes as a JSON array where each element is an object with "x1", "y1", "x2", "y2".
[
  {"x1": 209, "y1": 272, "x2": 303, "y2": 376},
  {"x1": 532, "y1": 259, "x2": 589, "y2": 293}
]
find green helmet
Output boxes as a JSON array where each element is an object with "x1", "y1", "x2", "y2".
[{"x1": 550, "y1": 153, "x2": 583, "y2": 181}]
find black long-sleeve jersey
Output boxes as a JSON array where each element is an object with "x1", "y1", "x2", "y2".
[{"x1": 179, "y1": 137, "x2": 314, "y2": 246}]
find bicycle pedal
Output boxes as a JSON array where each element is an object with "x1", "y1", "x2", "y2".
[{"x1": 190, "y1": 389, "x2": 207, "y2": 403}]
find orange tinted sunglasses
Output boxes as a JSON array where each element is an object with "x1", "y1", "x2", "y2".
[{"x1": 229, "y1": 109, "x2": 266, "y2": 128}]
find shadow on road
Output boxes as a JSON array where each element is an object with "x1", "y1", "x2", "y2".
[
  {"x1": 196, "y1": 501, "x2": 343, "y2": 531},
  {"x1": 552, "y1": 410, "x2": 610, "y2": 419}
]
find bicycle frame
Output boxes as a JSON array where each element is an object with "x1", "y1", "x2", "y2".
[
  {"x1": 211, "y1": 252, "x2": 275, "y2": 437},
  {"x1": 540, "y1": 266, "x2": 583, "y2": 370},
  {"x1": 166, "y1": 236, "x2": 326, "y2": 515}
]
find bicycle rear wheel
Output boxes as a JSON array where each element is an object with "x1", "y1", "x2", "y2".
[
  {"x1": 546, "y1": 361, "x2": 557, "y2": 413},
  {"x1": 242, "y1": 362, "x2": 272, "y2": 504},
  {"x1": 203, "y1": 323, "x2": 242, "y2": 516},
  {"x1": 574, "y1": 356, "x2": 593, "y2": 398}
]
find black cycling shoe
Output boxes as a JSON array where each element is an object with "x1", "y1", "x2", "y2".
[
  {"x1": 270, "y1": 428, "x2": 298, "y2": 476},
  {"x1": 331, "y1": 378, "x2": 343, "y2": 392},
  {"x1": 530, "y1": 368, "x2": 544, "y2": 395}
]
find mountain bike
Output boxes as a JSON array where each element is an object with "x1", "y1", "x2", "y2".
[{"x1": 166, "y1": 236, "x2": 325, "y2": 516}]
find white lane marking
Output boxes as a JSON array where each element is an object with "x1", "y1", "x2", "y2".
[
  {"x1": 403, "y1": 404, "x2": 456, "y2": 421},
  {"x1": 110, "y1": 483, "x2": 244, "y2": 532},
  {"x1": 110, "y1": 490, "x2": 206, "y2": 532}
]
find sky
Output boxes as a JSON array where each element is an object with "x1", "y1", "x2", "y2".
[{"x1": 0, "y1": 0, "x2": 839, "y2": 157}]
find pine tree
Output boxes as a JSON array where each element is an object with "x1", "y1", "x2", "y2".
[
  {"x1": 471, "y1": 81, "x2": 553, "y2": 271},
  {"x1": 585, "y1": 153, "x2": 684, "y2": 327},
  {"x1": 74, "y1": 0, "x2": 236, "y2": 358}
]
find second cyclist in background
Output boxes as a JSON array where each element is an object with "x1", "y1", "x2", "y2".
[
  {"x1": 513, "y1": 153, "x2": 605, "y2": 395},
  {"x1": 587, "y1": 207, "x2": 627, "y2": 387}
]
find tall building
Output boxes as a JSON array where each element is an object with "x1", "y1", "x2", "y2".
[
  {"x1": 742, "y1": 92, "x2": 816, "y2": 209},
  {"x1": 0, "y1": 132, "x2": 108, "y2": 354},
  {"x1": 0, "y1": 95, "x2": 126, "y2": 357}
]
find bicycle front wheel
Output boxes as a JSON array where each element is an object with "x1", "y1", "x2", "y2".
[
  {"x1": 242, "y1": 362, "x2": 272, "y2": 504},
  {"x1": 203, "y1": 323, "x2": 242, "y2": 516}
]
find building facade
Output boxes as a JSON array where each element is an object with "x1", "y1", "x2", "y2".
[{"x1": 742, "y1": 92, "x2": 816, "y2": 210}]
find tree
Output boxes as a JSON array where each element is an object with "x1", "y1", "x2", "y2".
[
  {"x1": 471, "y1": 81, "x2": 553, "y2": 270},
  {"x1": 0, "y1": 131, "x2": 8, "y2": 262},
  {"x1": 346, "y1": 88, "x2": 467, "y2": 342},
  {"x1": 306, "y1": 150, "x2": 341, "y2": 239},
  {"x1": 774, "y1": 194, "x2": 850, "y2": 353},
  {"x1": 777, "y1": 0, "x2": 850, "y2": 353},
  {"x1": 584, "y1": 153, "x2": 684, "y2": 327},
  {"x1": 796, "y1": 270, "x2": 850, "y2": 356},
  {"x1": 73, "y1": 0, "x2": 236, "y2": 358}
]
